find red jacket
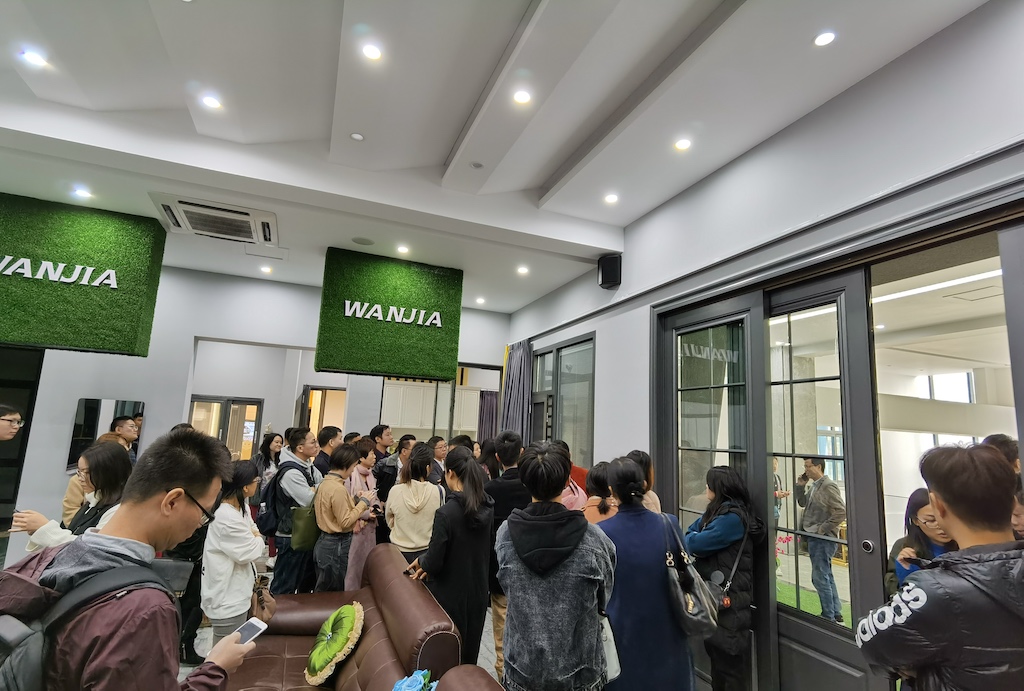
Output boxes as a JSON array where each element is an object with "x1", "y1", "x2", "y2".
[
  {"x1": 0, "y1": 546, "x2": 227, "y2": 691},
  {"x1": 569, "y1": 464, "x2": 589, "y2": 490}
]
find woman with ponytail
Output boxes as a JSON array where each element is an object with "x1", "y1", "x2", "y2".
[
  {"x1": 408, "y1": 445, "x2": 494, "y2": 664},
  {"x1": 583, "y1": 461, "x2": 618, "y2": 524},
  {"x1": 599, "y1": 457, "x2": 695, "y2": 691}
]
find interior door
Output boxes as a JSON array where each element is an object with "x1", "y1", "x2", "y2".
[
  {"x1": 654, "y1": 292, "x2": 771, "y2": 689},
  {"x1": 189, "y1": 397, "x2": 263, "y2": 461},
  {"x1": 767, "y1": 270, "x2": 888, "y2": 691}
]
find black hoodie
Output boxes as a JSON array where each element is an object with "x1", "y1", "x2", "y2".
[
  {"x1": 506, "y1": 502, "x2": 590, "y2": 575},
  {"x1": 858, "y1": 540, "x2": 1024, "y2": 690}
]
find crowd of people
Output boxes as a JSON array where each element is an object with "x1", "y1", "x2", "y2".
[{"x1": 2, "y1": 398, "x2": 1024, "y2": 689}]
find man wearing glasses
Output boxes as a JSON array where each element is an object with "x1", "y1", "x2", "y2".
[
  {"x1": 0, "y1": 404, "x2": 25, "y2": 442},
  {"x1": 795, "y1": 456, "x2": 847, "y2": 625},
  {"x1": 110, "y1": 415, "x2": 140, "y2": 465},
  {"x1": 270, "y1": 426, "x2": 323, "y2": 595},
  {"x1": 0, "y1": 427, "x2": 256, "y2": 688}
]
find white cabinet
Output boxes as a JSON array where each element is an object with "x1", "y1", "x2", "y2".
[{"x1": 380, "y1": 382, "x2": 483, "y2": 434}]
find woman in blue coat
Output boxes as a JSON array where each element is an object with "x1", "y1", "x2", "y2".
[{"x1": 599, "y1": 457, "x2": 694, "y2": 691}]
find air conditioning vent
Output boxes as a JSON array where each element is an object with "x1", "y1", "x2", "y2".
[{"x1": 148, "y1": 193, "x2": 278, "y2": 247}]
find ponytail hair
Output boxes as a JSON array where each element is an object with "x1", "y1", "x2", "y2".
[
  {"x1": 585, "y1": 461, "x2": 614, "y2": 515},
  {"x1": 446, "y1": 445, "x2": 486, "y2": 518},
  {"x1": 607, "y1": 457, "x2": 646, "y2": 506}
]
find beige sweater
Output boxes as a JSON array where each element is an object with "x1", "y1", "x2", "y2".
[
  {"x1": 384, "y1": 480, "x2": 443, "y2": 553},
  {"x1": 314, "y1": 474, "x2": 368, "y2": 535}
]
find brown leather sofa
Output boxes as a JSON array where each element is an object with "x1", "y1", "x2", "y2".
[
  {"x1": 435, "y1": 665, "x2": 503, "y2": 690},
  {"x1": 227, "y1": 544, "x2": 469, "y2": 691}
]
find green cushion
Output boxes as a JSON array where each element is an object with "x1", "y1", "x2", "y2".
[{"x1": 304, "y1": 602, "x2": 364, "y2": 686}]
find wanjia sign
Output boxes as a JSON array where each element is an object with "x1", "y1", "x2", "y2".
[
  {"x1": 0, "y1": 193, "x2": 165, "y2": 356},
  {"x1": 315, "y1": 248, "x2": 463, "y2": 380}
]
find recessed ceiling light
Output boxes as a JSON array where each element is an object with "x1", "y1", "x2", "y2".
[
  {"x1": 201, "y1": 95, "x2": 222, "y2": 109},
  {"x1": 875, "y1": 324, "x2": 885, "y2": 330},
  {"x1": 814, "y1": 32, "x2": 836, "y2": 47},
  {"x1": 513, "y1": 90, "x2": 531, "y2": 104},
  {"x1": 352, "y1": 237, "x2": 375, "y2": 246},
  {"x1": 397, "y1": 245, "x2": 409, "y2": 254},
  {"x1": 674, "y1": 139, "x2": 692, "y2": 151},
  {"x1": 20, "y1": 51, "x2": 48, "y2": 67},
  {"x1": 517, "y1": 266, "x2": 529, "y2": 275},
  {"x1": 604, "y1": 194, "x2": 618, "y2": 204},
  {"x1": 73, "y1": 187, "x2": 92, "y2": 199},
  {"x1": 350, "y1": 133, "x2": 364, "y2": 141},
  {"x1": 470, "y1": 162, "x2": 484, "y2": 169},
  {"x1": 260, "y1": 266, "x2": 272, "y2": 274},
  {"x1": 362, "y1": 45, "x2": 382, "y2": 60},
  {"x1": 476, "y1": 297, "x2": 485, "y2": 305}
]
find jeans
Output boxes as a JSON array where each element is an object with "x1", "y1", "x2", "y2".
[
  {"x1": 808, "y1": 537, "x2": 842, "y2": 620},
  {"x1": 271, "y1": 536, "x2": 314, "y2": 595},
  {"x1": 313, "y1": 532, "x2": 353, "y2": 592}
]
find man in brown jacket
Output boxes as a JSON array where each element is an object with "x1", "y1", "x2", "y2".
[{"x1": 0, "y1": 428, "x2": 256, "y2": 689}]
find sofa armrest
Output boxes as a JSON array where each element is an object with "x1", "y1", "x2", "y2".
[
  {"x1": 436, "y1": 665, "x2": 503, "y2": 690},
  {"x1": 264, "y1": 592, "x2": 357, "y2": 636}
]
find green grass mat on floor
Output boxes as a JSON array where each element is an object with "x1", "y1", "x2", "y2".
[{"x1": 776, "y1": 580, "x2": 853, "y2": 629}]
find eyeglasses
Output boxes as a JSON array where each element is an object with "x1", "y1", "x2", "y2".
[
  {"x1": 169, "y1": 487, "x2": 217, "y2": 526},
  {"x1": 916, "y1": 517, "x2": 941, "y2": 529},
  {"x1": 1, "y1": 418, "x2": 25, "y2": 428}
]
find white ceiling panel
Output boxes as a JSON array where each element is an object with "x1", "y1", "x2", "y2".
[
  {"x1": 0, "y1": 145, "x2": 595, "y2": 313},
  {"x1": 328, "y1": 0, "x2": 532, "y2": 171},
  {"x1": 476, "y1": 0, "x2": 727, "y2": 195},
  {"x1": 146, "y1": 0, "x2": 344, "y2": 144},
  {"x1": 0, "y1": 0, "x2": 179, "y2": 110},
  {"x1": 540, "y1": 0, "x2": 988, "y2": 225}
]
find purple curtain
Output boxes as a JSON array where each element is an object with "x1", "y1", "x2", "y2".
[
  {"x1": 499, "y1": 339, "x2": 532, "y2": 441},
  {"x1": 477, "y1": 390, "x2": 499, "y2": 442}
]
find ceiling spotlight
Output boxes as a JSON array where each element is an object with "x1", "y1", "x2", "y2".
[
  {"x1": 350, "y1": 133, "x2": 365, "y2": 141},
  {"x1": 604, "y1": 194, "x2": 618, "y2": 204},
  {"x1": 470, "y1": 162, "x2": 484, "y2": 169},
  {"x1": 875, "y1": 324, "x2": 885, "y2": 330},
  {"x1": 201, "y1": 95, "x2": 222, "y2": 109},
  {"x1": 674, "y1": 139, "x2": 692, "y2": 151},
  {"x1": 397, "y1": 245, "x2": 409, "y2": 254},
  {"x1": 260, "y1": 266, "x2": 272, "y2": 274},
  {"x1": 476, "y1": 297, "x2": 486, "y2": 305},
  {"x1": 513, "y1": 90, "x2": 531, "y2": 104},
  {"x1": 517, "y1": 266, "x2": 529, "y2": 275},
  {"x1": 20, "y1": 51, "x2": 48, "y2": 67},
  {"x1": 73, "y1": 187, "x2": 92, "y2": 199},
  {"x1": 814, "y1": 32, "x2": 836, "y2": 47},
  {"x1": 362, "y1": 45, "x2": 382, "y2": 60}
]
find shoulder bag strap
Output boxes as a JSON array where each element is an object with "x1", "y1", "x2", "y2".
[
  {"x1": 42, "y1": 566, "x2": 173, "y2": 633},
  {"x1": 722, "y1": 520, "x2": 750, "y2": 593}
]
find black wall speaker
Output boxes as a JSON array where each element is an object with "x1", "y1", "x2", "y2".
[{"x1": 598, "y1": 254, "x2": 621, "y2": 290}]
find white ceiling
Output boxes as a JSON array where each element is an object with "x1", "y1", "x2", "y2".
[{"x1": 0, "y1": 0, "x2": 989, "y2": 313}]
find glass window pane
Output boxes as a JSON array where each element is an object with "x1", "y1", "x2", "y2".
[
  {"x1": 679, "y1": 389, "x2": 711, "y2": 449},
  {"x1": 788, "y1": 304, "x2": 840, "y2": 379},
  {"x1": 190, "y1": 401, "x2": 221, "y2": 438},
  {"x1": 872, "y1": 233, "x2": 1015, "y2": 590},
  {"x1": 678, "y1": 329, "x2": 713, "y2": 389},
  {"x1": 709, "y1": 323, "x2": 745, "y2": 385},
  {"x1": 556, "y1": 342, "x2": 594, "y2": 467},
  {"x1": 775, "y1": 531, "x2": 852, "y2": 630},
  {"x1": 792, "y1": 381, "x2": 843, "y2": 456},
  {"x1": 769, "y1": 318, "x2": 791, "y2": 382}
]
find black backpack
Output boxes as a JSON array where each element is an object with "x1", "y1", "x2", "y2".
[
  {"x1": 255, "y1": 460, "x2": 311, "y2": 537},
  {"x1": 0, "y1": 566, "x2": 173, "y2": 691}
]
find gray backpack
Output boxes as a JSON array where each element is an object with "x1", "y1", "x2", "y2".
[{"x1": 0, "y1": 566, "x2": 173, "y2": 691}]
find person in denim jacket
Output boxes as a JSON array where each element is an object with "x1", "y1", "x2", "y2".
[{"x1": 496, "y1": 442, "x2": 616, "y2": 691}]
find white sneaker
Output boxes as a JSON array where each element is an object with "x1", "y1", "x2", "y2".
[{"x1": 266, "y1": 556, "x2": 276, "y2": 571}]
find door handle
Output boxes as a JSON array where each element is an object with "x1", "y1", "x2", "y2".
[{"x1": 861, "y1": 540, "x2": 875, "y2": 553}]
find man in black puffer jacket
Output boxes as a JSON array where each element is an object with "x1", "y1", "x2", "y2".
[{"x1": 857, "y1": 444, "x2": 1024, "y2": 690}]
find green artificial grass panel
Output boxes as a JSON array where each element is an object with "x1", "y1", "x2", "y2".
[
  {"x1": 776, "y1": 580, "x2": 853, "y2": 630},
  {"x1": 0, "y1": 193, "x2": 165, "y2": 356},
  {"x1": 315, "y1": 247, "x2": 463, "y2": 380}
]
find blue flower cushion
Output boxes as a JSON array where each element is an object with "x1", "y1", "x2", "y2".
[{"x1": 304, "y1": 602, "x2": 364, "y2": 686}]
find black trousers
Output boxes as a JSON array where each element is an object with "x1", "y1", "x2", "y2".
[
  {"x1": 705, "y1": 640, "x2": 751, "y2": 691},
  {"x1": 179, "y1": 560, "x2": 203, "y2": 648}
]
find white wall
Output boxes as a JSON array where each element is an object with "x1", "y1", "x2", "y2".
[
  {"x1": 7, "y1": 267, "x2": 509, "y2": 564},
  {"x1": 509, "y1": 0, "x2": 1024, "y2": 466}
]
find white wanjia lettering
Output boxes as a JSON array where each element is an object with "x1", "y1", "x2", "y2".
[
  {"x1": 60, "y1": 265, "x2": 84, "y2": 284},
  {"x1": 387, "y1": 306, "x2": 405, "y2": 322},
  {"x1": 344, "y1": 301, "x2": 369, "y2": 318},
  {"x1": 35, "y1": 261, "x2": 67, "y2": 281},
  {"x1": 91, "y1": 269, "x2": 118, "y2": 289},
  {"x1": 424, "y1": 311, "x2": 442, "y2": 328},
  {"x1": 79, "y1": 267, "x2": 95, "y2": 285},
  {"x1": 365, "y1": 304, "x2": 384, "y2": 321},
  {"x1": 3, "y1": 258, "x2": 32, "y2": 278}
]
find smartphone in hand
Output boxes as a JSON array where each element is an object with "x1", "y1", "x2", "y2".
[{"x1": 233, "y1": 617, "x2": 269, "y2": 644}]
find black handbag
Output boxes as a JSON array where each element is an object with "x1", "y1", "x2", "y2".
[{"x1": 660, "y1": 513, "x2": 718, "y2": 639}]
